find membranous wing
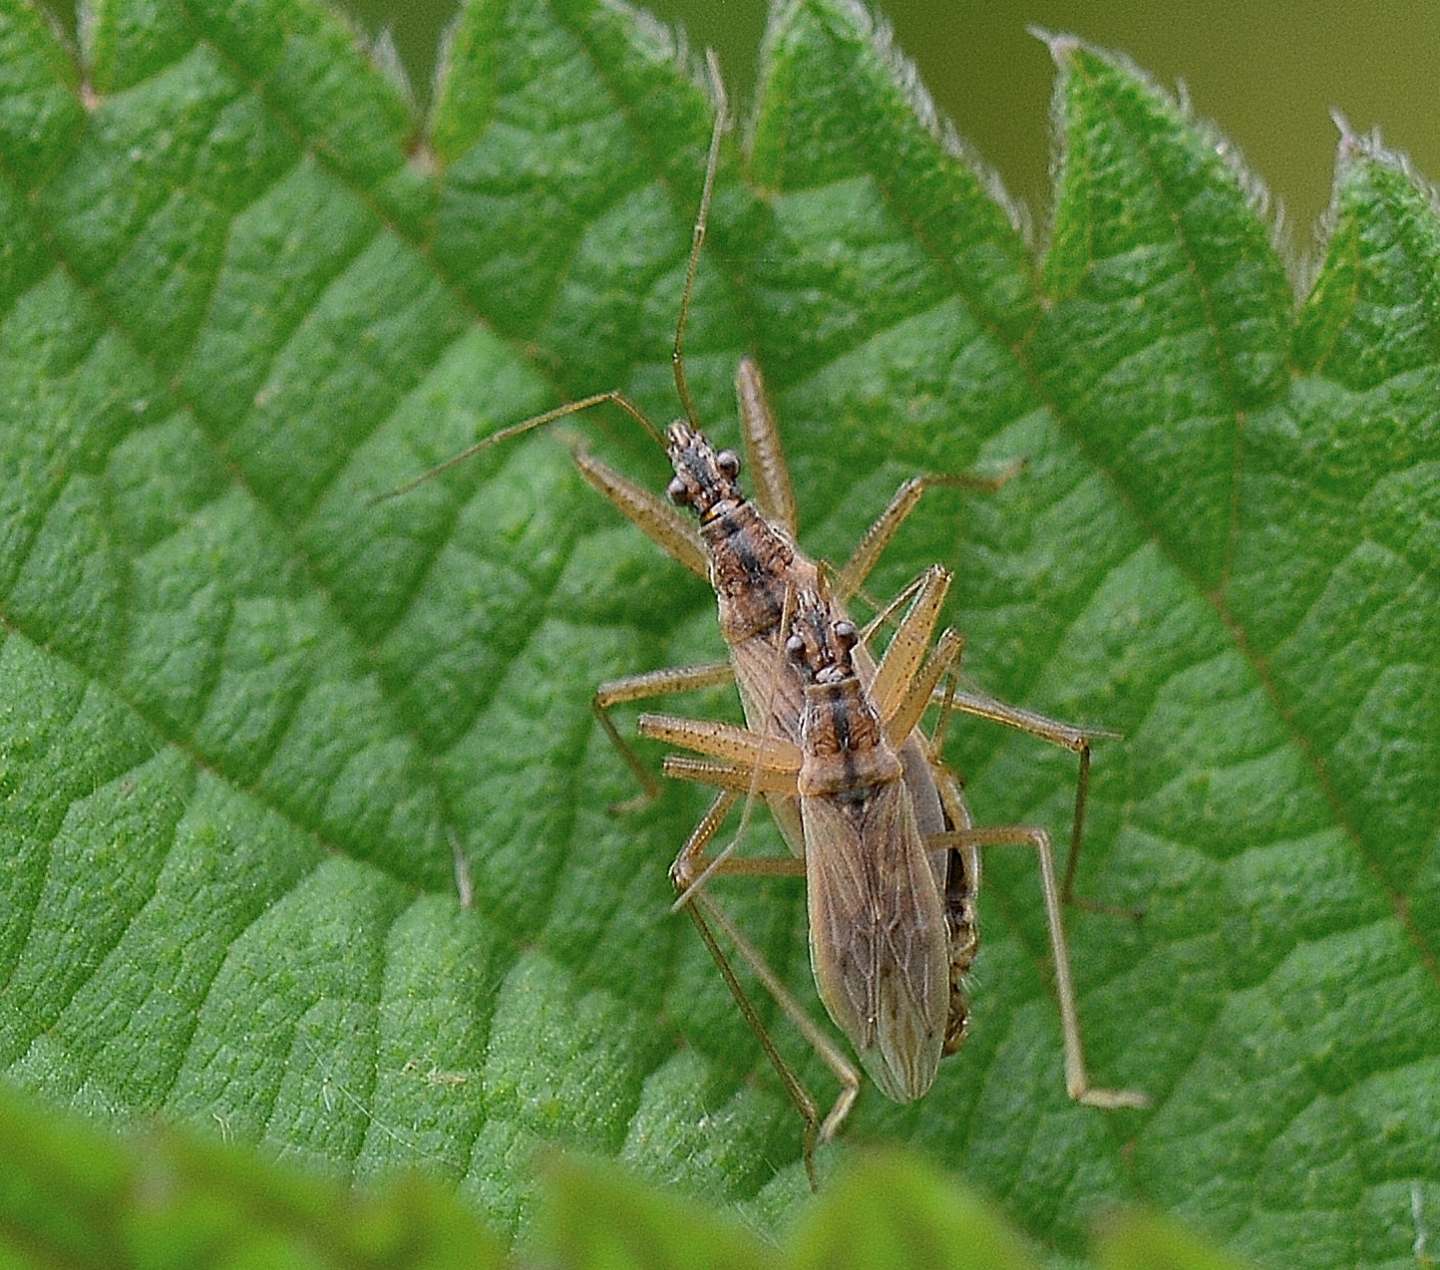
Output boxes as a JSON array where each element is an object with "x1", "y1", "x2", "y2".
[{"x1": 803, "y1": 779, "x2": 948, "y2": 1102}]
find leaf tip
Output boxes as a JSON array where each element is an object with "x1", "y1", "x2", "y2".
[
  {"x1": 1326, "y1": 113, "x2": 1427, "y2": 188},
  {"x1": 1029, "y1": 25, "x2": 1081, "y2": 68},
  {"x1": 1329, "y1": 108, "x2": 1385, "y2": 171}
]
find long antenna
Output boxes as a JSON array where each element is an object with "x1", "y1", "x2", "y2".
[
  {"x1": 373, "y1": 53, "x2": 729, "y2": 507},
  {"x1": 369, "y1": 389, "x2": 666, "y2": 504},
  {"x1": 672, "y1": 49, "x2": 728, "y2": 431}
]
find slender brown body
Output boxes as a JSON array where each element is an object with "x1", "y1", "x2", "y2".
[
  {"x1": 383, "y1": 59, "x2": 1144, "y2": 1182},
  {"x1": 788, "y1": 606, "x2": 950, "y2": 1100},
  {"x1": 660, "y1": 420, "x2": 952, "y2": 861}
]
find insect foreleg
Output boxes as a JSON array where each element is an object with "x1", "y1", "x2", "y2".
[{"x1": 592, "y1": 661, "x2": 734, "y2": 812}]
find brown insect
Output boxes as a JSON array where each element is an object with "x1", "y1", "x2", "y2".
[
  {"x1": 377, "y1": 53, "x2": 1145, "y2": 1184},
  {"x1": 375, "y1": 54, "x2": 1017, "y2": 876},
  {"x1": 641, "y1": 575, "x2": 1147, "y2": 1185}
]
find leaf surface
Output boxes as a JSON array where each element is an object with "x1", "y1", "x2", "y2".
[{"x1": 0, "y1": 0, "x2": 1435, "y2": 1265}]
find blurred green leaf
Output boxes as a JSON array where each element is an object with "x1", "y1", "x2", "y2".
[
  {"x1": 783, "y1": 1150, "x2": 1038, "y2": 1270},
  {"x1": 1094, "y1": 1210, "x2": 1257, "y2": 1270},
  {"x1": 539, "y1": 1152, "x2": 771, "y2": 1270},
  {"x1": 0, "y1": 1079, "x2": 504, "y2": 1267},
  {"x1": 0, "y1": 0, "x2": 1435, "y2": 1267},
  {"x1": 0, "y1": 1080, "x2": 1256, "y2": 1269}
]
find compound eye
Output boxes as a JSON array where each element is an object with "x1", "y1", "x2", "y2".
[
  {"x1": 833, "y1": 621, "x2": 858, "y2": 651},
  {"x1": 716, "y1": 449, "x2": 741, "y2": 479},
  {"x1": 667, "y1": 476, "x2": 691, "y2": 506},
  {"x1": 785, "y1": 634, "x2": 806, "y2": 661}
]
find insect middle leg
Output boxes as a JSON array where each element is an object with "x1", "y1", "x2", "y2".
[
  {"x1": 670, "y1": 790, "x2": 859, "y2": 1191},
  {"x1": 872, "y1": 601, "x2": 1147, "y2": 1107},
  {"x1": 868, "y1": 564, "x2": 1132, "y2": 916}
]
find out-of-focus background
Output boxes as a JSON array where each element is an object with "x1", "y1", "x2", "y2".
[
  {"x1": 54, "y1": 1, "x2": 1440, "y2": 253},
  {"x1": 357, "y1": 0, "x2": 1436, "y2": 251}
]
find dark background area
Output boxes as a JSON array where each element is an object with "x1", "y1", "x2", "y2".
[{"x1": 47, "y1": 1, "x2": 1440, "y2": 261}]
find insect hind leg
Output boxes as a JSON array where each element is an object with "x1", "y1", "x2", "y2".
[
  {"x1": 927, "y1": 821, "x2": 1149, "y2": 1111},
  {"x1": 671, "y1": 791, "x2": 858, "y2": 1191}
]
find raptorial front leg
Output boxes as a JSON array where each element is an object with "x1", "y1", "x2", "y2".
[
  {"x1": 571, "y1": 447, "x2": 710, "y2": 580},
  {"x1": 670, "y1": 792, "x2": 856, "y2": 1191},
  {"x1": 661, "y1": 754, "x2": 800, "y2": 797},
  {"x1": 592, "y1": 660, "x2": 735, "y2": 813},
  {"x1": 637, "y1": 712, "x2": 802, "y2": 773},
  {"x1": 835, "y1": 462, "x2": 1024, "y2": 603},
  {"x1": 927, "y1": 822, "x2": 1150, "y2": 1111},
  {"x1": 869, "y1": 565, "x2": 952, "y2": 723},
  {"x1": 735, "y1": 357, "x2": 799, "y2": 537},
  {"x1": 883, "y1": 626, "x2": 965, "y2": 752}
]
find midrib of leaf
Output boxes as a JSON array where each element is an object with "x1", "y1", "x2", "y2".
[{"x1": 783, "y1": 16, "x2": 1439, "y2": 990}]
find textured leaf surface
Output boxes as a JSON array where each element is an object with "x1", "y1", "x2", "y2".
[{"x1": 0, "y1": 0, "x2": 1436, "y2": 1266}]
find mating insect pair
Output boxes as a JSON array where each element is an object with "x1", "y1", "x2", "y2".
[{"x1": 379, "y1": 52, "x2": 1147, "y2": 1186}]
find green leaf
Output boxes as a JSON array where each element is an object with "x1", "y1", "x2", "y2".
[
  {"x1": 1094, "y1": 1209, "x2": 1257, "y2": 1270},
  {"x1": 0, "y1": 1, "x2": 1436, "y2": 1267},
  {"x1": 0, "y1": 1079, "x2": 1244, "y2": 1268},
  {"x1": 783, "y1": 1150, "x2": 1039, "y2": 1270},
  {"x1": 539, "y1": 1151, "x2": 772, "y2": 1270},
  {"x1": 0, "y1": 1078, "x2": 506, "y2": 1267}
]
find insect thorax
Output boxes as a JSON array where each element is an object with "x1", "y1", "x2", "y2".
[
  {"x1": 797, "y1": 681, "x2": 903, "y2": 798},
  {"x1": 701, "y1": 502, "x2": 800, "y2": 642}
]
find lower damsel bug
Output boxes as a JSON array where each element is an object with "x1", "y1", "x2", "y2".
[
  {"x1": 374, "y1": 53, "x2": 1145, "y2": 1185},
  {"x1": 640, "y1": 576, "x2": 1148, "y2": 1185}
]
